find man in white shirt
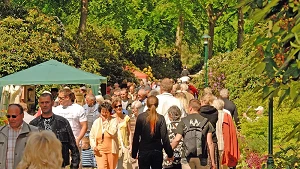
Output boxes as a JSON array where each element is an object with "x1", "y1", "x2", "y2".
[
  {"x1": 156, "y1": 78, "x2": 183, "y2": 123},
  {"x1": 53, "y1": 88, "x2": 88, "y2": 147}
]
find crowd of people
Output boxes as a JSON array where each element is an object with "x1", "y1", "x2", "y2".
[{"x1": 0, "y1": 77, "x2": 242, "y2": 169}]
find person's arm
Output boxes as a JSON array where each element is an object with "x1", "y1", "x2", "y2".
[
  {"x1": 171, "y1": 133, "x2": 182, "y2": 149},
  {"x1": 106, "y1": 118, "x2": 118, "y2": 136},
  {"x1": 77, "y1": 107, "x2": 88, "y2": 146},
  {"x1": 132, "y1": 115, "x2": 142, "y2": 159},
  {"x1": 76, "y1": 121, "x2": 87, "y2": 146},
  {"x1": 66, "y1": 121, "x2": 80, "y2": 169},
  {"x1": 206, "y1": 132, "x2": 216, "y2": 169},
  {"x1": 233, "y1": 106, "x2": 240, "y2": 126},
  {"x1": 243, "y1": 113, "x2": 252, "y2": 122},
  {"x1": 127, "y1": 118, "x2": 133, "y2": 150},
  {"x1": 89, "y1": 119, "x2": 97, "y2": 151},
  {"x1": 160, "y1": 117, "x2": 173, "y2": 158}
]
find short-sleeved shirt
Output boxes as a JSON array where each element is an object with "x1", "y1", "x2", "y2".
[
  {"x1": 176, "y1": 113, "x2": 214, "y2": 139},
  {"x1": 54, "y1": 103, "x2": 87, "y2": 138}
]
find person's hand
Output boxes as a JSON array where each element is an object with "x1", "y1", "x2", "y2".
[
  {"x1": 211, "y1": 163, "x2": 216, "y2": 169},
  {"x1": 128, "y1": 145, "x2": 132, "y2": 152},
  {"x1": 75, "y1": 139, "x2": 80, "y2": 147},
  {"x1": 94, "y1": 146, "x2": 99, "y2": 151},
  {"x1": 243, "y1": 113, "x2": 248, "y2": 118},
  {"x1": 167, "y1": 156, "x2": 174, "y2": 163},
  {"x1": 100, "y1": 115, "x2": 106, "y2": 121}
]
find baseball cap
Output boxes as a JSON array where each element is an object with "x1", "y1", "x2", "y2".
[{"x1": 254, "y1": 106, "x2": 264, "y2": 111}]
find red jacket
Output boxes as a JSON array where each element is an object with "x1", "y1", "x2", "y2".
[{"x1": 222, "y1": 113, "x2": 240, "y2": 167}]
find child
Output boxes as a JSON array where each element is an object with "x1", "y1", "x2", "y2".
[
  {"x1": 81, "y1": 134, "x2": 97, "y2": 169},
  {"x1": 163, "y1": 106, "x2": 183, "y2": 169}
]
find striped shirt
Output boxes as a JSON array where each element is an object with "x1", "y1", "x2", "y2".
[
  {"x1": 81, "y1": 148, "x2": 96, "y2": 167},
  {"x1": 6, "y1": 124, "x2": 23, "y2": 169}
]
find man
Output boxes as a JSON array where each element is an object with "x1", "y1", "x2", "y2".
[
  {"x1": 171, "y1": 99, "x2": 216, "y2": 169},
  {"x1": 120, "y1": 88, "x2": 133, "y2": 110},
  {"x1": 0, "y1": 104, "x2": 38, "y2": 169},
  {"x1": 83, "y1": 94, "x2": 99, "y2": 132},
  {"x1": 53, "y1": 88, "x2": 88, "y2": 147},
  {"x1": 30, "y1": 93, "x2": 80, "y2": 169},
  {"x1": 137, "y1": 88, "x2": 147, "y2": 112},
  {"x1": 19, "y1": 102, "x2": 35, "y2": 123},
  {"x1": 181, "y1": 66, "x2": 190, "y2": 77},
  {"x1": 156, "y1": 78, "x2": 183, "y2": 123},
  {"x1": 112, "y1": 88, "x2": 121, "y2": 100},
  {"x1": 243, "y1": 106, "x2": 264, "y2": 122},
  {"x1": 219, "y1": 88, "x2": 240, "y2": 126}
]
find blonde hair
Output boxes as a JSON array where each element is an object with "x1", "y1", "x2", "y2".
[
  {"x1": 212, "y1": 99, "x2": 225, "y2": 110},
  {"x1": 174, "y1": 92, "x2": 188, "y2": 116},
  {"x1": 16, "y1": 131, "x2": 63, "y2": 169}
]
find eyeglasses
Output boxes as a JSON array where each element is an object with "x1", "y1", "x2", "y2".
[
  {"x1": 6, "y1": 114, "x2": 21, "y2": 119},
  {"x1": 114, "y1": 105, "x2": 122, "y2": 108},
  {"x1": 58, "y1": 97, "x2": 65, "y2": 100}
]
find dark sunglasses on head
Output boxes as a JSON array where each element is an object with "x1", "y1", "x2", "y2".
[
  {"x1": 6, "y1": 114, "x2": 20, "y2": 119},
  {"x1": 115, "y1": 105, "x2": 122, "y2": 108}
]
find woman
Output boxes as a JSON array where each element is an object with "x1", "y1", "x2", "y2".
[
  {"x1": 90, "y1": 102, "x2": 119, "y2": 169},
  {"x1": 16, "y1": 131, "x2": 63, "y2": 169},
  {"x1": 213, "y1": 99, "x2": 240, "y2": 168},
  {"x1": 132, "y1": 96, "x2": 173, "y2": 169},
  {"x1": 112, "y1": 98, "x2": 133, "y2": 169},
  {"x1": 174, "y1": 92, "x2": 189, "y2": 118},
  {"x1": 200, "y1": 93, "x2": 219, "y2": 169}
]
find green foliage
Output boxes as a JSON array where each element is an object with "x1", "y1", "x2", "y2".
[
  {"x1": 192, "y1": 49, "x2": 262, "y2": 99},
  {"x1": 241, "y1": 0, "x2": 300, "y2": 107},
  {"x1": 75, "y1": 24, "x2": 135, "y2": 83},
  {"x1": 0, "y1": 9, "x2": 76, "y2": 78},
  {"x1": 238, "y1": 99, "x2": 300, "y2": 168}
]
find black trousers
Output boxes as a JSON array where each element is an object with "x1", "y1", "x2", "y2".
[{"x1": 138, "y1": 150, "x2": 163, "y2": 169}]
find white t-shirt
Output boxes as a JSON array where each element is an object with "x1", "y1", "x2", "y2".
[
  {"x1": 53, "y1": 103, "x2": 87, "y2": 138},
  {"x1": 156, "y1": 92, "x2": 184, "y2": 123}
]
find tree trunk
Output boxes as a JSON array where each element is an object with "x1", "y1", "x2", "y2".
[
  {"x1": 206, "y1": 4, "x2": 228, "y2": 59},
  {"x1": 207, "y1": 4, "x2": 215, "y2": 59},
  {"x1": 3, "y1": 0, "x2": 10, "y2": 5},
  {"x1": 237, "y1": 6, "x2": 244, "y2": 48},
  {"x1": 208, "y1": 20, "x2": 215, "y2": 59},
  {"x1": 77, "y1": 0, "x2": 88, "y2": 36},
  {"x1": 175, "y1": 14, "x2": 184, "y2": 56}
]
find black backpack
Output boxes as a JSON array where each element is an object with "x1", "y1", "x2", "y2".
[{"x1": 182, "y1": 117, "x2": 208, "y2": 158}]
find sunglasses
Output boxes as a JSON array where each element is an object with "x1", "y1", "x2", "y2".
[
  {"x1": 6, "y1": 114, "x2": 21, "y2": 119},
  {"x1": 114, "y1": 105, "x2": 122, "y2": 108}
]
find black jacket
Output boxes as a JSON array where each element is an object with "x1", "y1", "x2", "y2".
[
  {"x1": 132, "y1": 110, "x2": 173, "y2": 159},
  {"x1": 200, "y1": 105, "x2": 218, "y2": 143},
  {"x1": 30, "y1": 114, "x2": 80, "y2": 169},
  {"x1": 222, "y1": 98, "x2": 240, "y2": 126}
]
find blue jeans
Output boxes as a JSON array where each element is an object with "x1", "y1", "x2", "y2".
[{"x1": 138, "y1": 150, "x2": 163, "y2": 169}]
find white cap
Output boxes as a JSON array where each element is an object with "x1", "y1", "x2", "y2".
[
  {"x1": 42, "y1": 91, "x2": 51, "y2": 94},
  {"x1": 255, "y1": 106, "x2": 264, "y2": 111}
]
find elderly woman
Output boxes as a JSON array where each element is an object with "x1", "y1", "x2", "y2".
[
  {"x1": 112, "y1": 98, "x2": 133, "y2": 169},
  {"x1": 90, "y1": 102, "x2": 119, "y2": 169}
]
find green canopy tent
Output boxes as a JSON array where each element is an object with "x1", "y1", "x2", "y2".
[{"x1": 0, "y1": 59, "x2": 107, "y2": 97}]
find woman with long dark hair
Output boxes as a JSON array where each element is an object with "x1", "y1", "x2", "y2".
[{"x1": 132, "y1": 96, "x2": 173, "y2": 169}]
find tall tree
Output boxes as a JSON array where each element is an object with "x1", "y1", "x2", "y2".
[
  {"x1": 237, "y1": 0, "x2": 244, "y2": 48},
  {"x1": 77, "y1": 0, "x2": 88, "y2": 36},
  {"x1": 206, "y1": 3, "x2": 229, "y2": 58}
]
